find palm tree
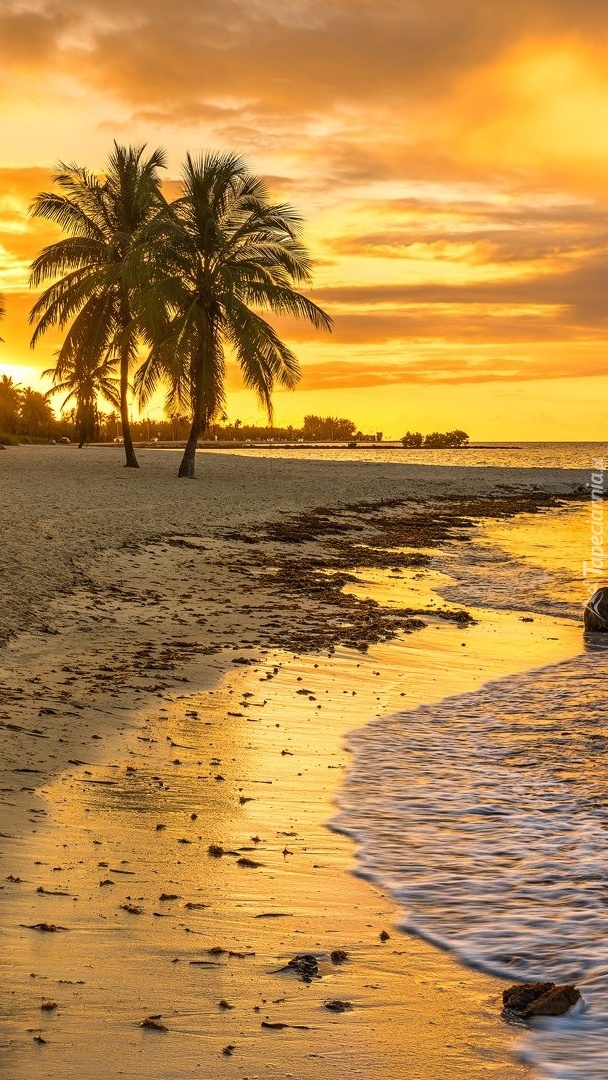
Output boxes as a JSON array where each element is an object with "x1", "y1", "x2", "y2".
[
  {"x1": 19, "y1": 387, "x2": 55, "y2": 438},
  {"x1": 29, "y1": 142, "x2": 167, "y2": 468},
  {"x1": 44, "y1": 351, "x2": 120, "y2": 448},
  {"x1": 135, "y1": 151, "x2": 332, "y2": 478},
  {"x1": 0, "y1": 374, "x2": 22, "y2": 434}
]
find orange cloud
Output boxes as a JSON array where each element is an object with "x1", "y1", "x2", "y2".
[{"x1": 2, "y1": 2, "x2": 608, "y2": 437}]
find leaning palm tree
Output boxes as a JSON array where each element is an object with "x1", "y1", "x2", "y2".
[
  {"x1": 29, "y1": 142, "x2": 167, "y2": 467},
  {"x1": 135, "y1": 151, "x2": 332, "y2": 478},
  {"x1": 44, "y1": 351, "x2": 120, "y2": 448}
]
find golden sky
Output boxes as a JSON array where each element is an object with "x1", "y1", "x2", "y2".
[{"x1": 1, "y1": 0, "x2": 608, "y2": 438}]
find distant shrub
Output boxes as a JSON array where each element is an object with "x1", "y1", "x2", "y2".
[
  {"x1": 0, "y1": 431, "x2": 19, "y2": 445},
  {"x1": 401, "y1": 429, "x2": 470, "y2": 449},
  {"x1": 423, "y1": 430, "x2": 469, "y2": 448},
  {"x1": 401, "y1": 431, "x2": 424, "y2": 447}
]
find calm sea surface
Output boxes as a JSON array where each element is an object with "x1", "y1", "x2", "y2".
[
  {"x1": 216, "y1": 441, "x2": 607, "y2": 470},
  {"x1": 335, "y1": 504, "x2": 608, "y2": 1080}
]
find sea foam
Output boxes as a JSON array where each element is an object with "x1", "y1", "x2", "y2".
[{"x1": 335, "y1": 652, "x2": 608, "y2": 1079}]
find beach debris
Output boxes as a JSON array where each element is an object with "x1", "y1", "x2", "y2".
[
  {"x1": 20, "y1": 923, "x2": 69, "y2": 932},
  {"x1": 324, "y1": 1000, "x2": 354, "y2": 1012},
  {"x1": 502, "y1": 982, "x2": 581, "y2": 1019},
  {"x1": 584, "y1": 588, "x2": 608, "y2": 631},
  {"x1": 36, "y1": 886, "x2": 72, "y2": 896},
  {"x1": 218, "y1": 1000, "x2": 234, "y2": 1009},
  {"x1": 261, "y1": 1021, "x2": 312, "y2": 1031},
  {"x1": 121, "y1": 904, "x2": 143, "y2": 914},
  {"x1": 270, "y1": 954, "x2": 319, "y2": 983},
  {"x1": 158, "y1": 893, "x2": 181, "y2": 901},
  {"x1": 379, "y1": 930, "x2": 390, "y2": 941},
  {"x1": 33, "y1": 1034, "x2": 47, "y2": 1044},
  {"x1": 184, "y1": 901, "x2": 207, "y2": 909},
  {"x1": 237, "y1": 857, "x2": 263, "y2": 868},
  {"x1": 208, "y1": 843, "x2": 225, "y2": 857},
  {"x1": 140, "y1": 1017, "x2": 168, "y2": 1031},
  {"x1": 330, "y1": 950, "x2": 349, "y2": 964},
  {"x1": 254, "y1": 913, "x2": 293, "y2": 919},
  {"x1": 99, "y1": 879, "x2": 114, "y2": 886},
  {"x1": 40, "y1": 1001, "x2": 58, "y2": 1011},
  {"x1": 222, "y1": 1044, "x2": 236, "y2": 1055}
]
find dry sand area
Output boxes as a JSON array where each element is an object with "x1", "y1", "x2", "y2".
[{"x1": 0, "y1": 446, "x2": 589, "y2": 1079}]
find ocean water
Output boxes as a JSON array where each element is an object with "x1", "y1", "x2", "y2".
[
  {"x1": 436, "y1": 505, "x2": 591, "y2": 620},
  {"x1": 217, "y1": 441, "x2": 607, "y2": 470},
  {"x1": 335, "y1": 504, "x2": 608, "y2": 1080}
]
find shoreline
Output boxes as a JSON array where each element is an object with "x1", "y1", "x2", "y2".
[
  {"x1": 0, "y1": 445, "x2": 587, "y2": 647},
  {"x1": 0, "y1": 449, "x2": 589, "y2": 1078}
]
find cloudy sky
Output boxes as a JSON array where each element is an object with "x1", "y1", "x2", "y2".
[{"x1": 1, "y1": 0, "x2": 608, "y2": 437}]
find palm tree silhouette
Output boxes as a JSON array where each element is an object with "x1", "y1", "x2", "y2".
[
  {"x1": 0, "y1": 374, "x2": 22, "y2": 434},
  {"x1": 136, "y1": 151, "x2": 331, "y2": 478},
  {"x1": 44, "y1": 352, "x2": 119, "y2": 448},
  {"x1": 19, "y1": 387, "x2": 55, "y2": 438},
  {"x1": 29, "y1": 143, "x2": 166, "y2": 468}
]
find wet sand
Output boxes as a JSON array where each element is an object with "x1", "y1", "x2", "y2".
[{"x1": 0, "y1": 447, "x2": 588, "y2": 1079}]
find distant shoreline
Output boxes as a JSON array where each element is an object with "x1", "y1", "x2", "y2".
[{"x1": 77, "y1": 439, "x2": 522, "y2": 450}]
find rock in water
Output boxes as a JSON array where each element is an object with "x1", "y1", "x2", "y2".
[
  {"x1": 584, "y1": 587, "x2": 608, "y2": 631},
  {"x1": 503, "y1": 982, "x2": 554, "y2": 1014},
  {"x1": 503, "y1": 981, "x2": 581, "y2": 1019}
]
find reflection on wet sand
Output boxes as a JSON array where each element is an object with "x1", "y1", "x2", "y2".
[{"x1": 0, "y1": 504, "x2": 585, "y2": 1080}]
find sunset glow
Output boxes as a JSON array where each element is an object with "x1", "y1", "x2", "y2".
[{"x1": 1, "y1": 1, "x2": 608, "y2": 437}]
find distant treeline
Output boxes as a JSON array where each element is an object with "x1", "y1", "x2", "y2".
[
  {"x1": 106, "y1": 411, "x2": 373, "y2": 443},
  {"x1": 401, "y1": 429, "x2": 469, "y2": 448},
  {"x1": 0, "y1": 376, "x2": 58, "y2": 442},
  {"x1": 0, "y1": 388, "x2": 376, "y2": 446},
  {"x1": 203, "y1": 415, "x2": 373, "y2": 442}
]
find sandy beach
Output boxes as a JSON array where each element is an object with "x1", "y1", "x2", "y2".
[{"x1": 0, "y1": 446, "x2": 589, "y2": 1079}]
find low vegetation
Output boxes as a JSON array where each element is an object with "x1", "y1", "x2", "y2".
[{"x1": 401, "y1": 429, "x2": 469, "y2": 448}]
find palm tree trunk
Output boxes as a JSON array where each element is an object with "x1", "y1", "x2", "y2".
[
  {"x1": 178, "y1": 328, "x2": 209, "y2": 479},
  {"x1": 178, "y1": 415, "x2": 201, "y2": 478},
  {"x1": 120, "y1": 358, "x2": 139, "y2": 467},
  {"x1": 119, "y1": 297, "x2": 139, "y2": 468}
]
